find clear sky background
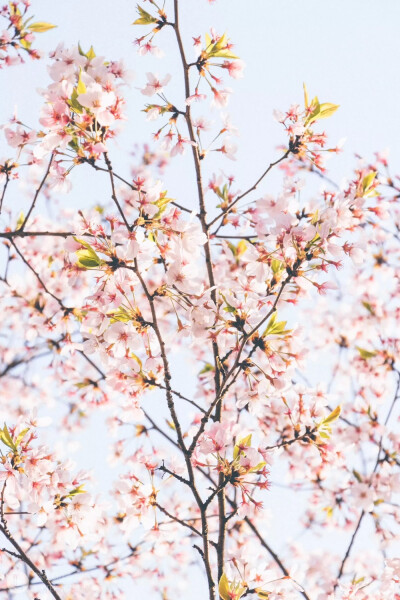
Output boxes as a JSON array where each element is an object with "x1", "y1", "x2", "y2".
[
  {"x1": 2, "y1": 0, "x2": 400, "y2": 207},
  {"x1": 1, "y1": 0, "x2": 400, "y2": 598}
]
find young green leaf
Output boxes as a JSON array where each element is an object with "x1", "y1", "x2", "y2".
[
  {"x1": 86, "y1": 45, "x2": 96, "y2": 60},
  {"x1": 67, "y1": 485, "x2": 86, "y2": 497},
  {"x1": 76, "y1": 248, "x2": 102, "y2": 269},
  {"x1": 76, "y1": 69, "x2": 87, "y2": 95},
  {"x1": 16, "y1": 211, "x2": 25, "y2": 230},
  {"x1": 303, "y1": 82, "x2": 309, "y2": 109},
  {"x1": 322, "y1": 405, "x2": 341, "y2": 425},
  {"x1": 28, "y1": 22, "x2": 57, "y2": 33},
  {"x1": 15, "y1": 428, "x2": 29, "y2": 448},
  {"x1": 317, "y1": 405, "x2": 341, "y2": 440},
  {"x1": 262, "y1": 312, "x2": 291, "y2": 337},
  {"x1": 206, "y1": 32, "x2": 239, "y2": 59},
  {"x1": 199, "y1": 363, "x2": 214, "y2": 375},
  {"x1": 133, "y1": 5, "x2": 157, "y2": 25},
  {"x1": 108, "y1": 307, "x2": 132, "y2": 323},
  {"x1": 69, "y1": 90, "x2": 84, "y2": 115},
  {"x1": 271, "y1": 258, "x2": 282, "y2": 274},
  {"x1": 317, "y1": 102, "x2": 340, "y2": 119},
  {"x1": 249, "y1": 460, "x2": 267, "y2": 473},
  {"x1": 221, "y1": 293, "x2": 237, "y2": 315},
  {"x1": 233, "y1": 433, "x2": 252, "y2": 459},
  {"x1": 218, "y1": 573, "x2": 231, "y2": 600},
  {"x1": 361, "y1": 171, "x2": 378, "y2": 197},
  {"x1": 0, "y1": 424, "x2": 17, "y2": 452},
  {"x1": 356, "y1": 346, "x2": 377, "y2": 360}
]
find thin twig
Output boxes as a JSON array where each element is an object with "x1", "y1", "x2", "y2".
[
  {"x1": 19, "y1": 153, "x2": 54, "y2": 231},
  {"x1": 208, "y1": 150, "x2": 290, "y2": 229},
  {"x1": 103, "y1": 153, "x2": 131, "y2": 230}
]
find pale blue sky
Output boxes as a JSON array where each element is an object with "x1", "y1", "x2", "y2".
[
  {"x1": 1, "y1": 1, "x2": 399, "y2": 598},
  {"x1": 1, "y1": 0, "x2": 400, "y2": 210}
]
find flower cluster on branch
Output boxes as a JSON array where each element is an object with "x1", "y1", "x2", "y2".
[{"x1": 0, "y1": 1, "x2": 399, "y2": 600}]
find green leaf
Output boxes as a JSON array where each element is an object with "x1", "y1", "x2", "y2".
[
  {"x1": 68, "y1": 138, "x2": 80, "y2": 152},
  {"x1": 310, "y1": 209, "x2": 319, "y2": 226},
  {"x1": 227, "y1": 240, "x2": 247, "y2": 261},
  {"x1": 249, "y1": 460, "x2": 267, "y2": 473},
  {"x1": 153, "y1": 192, "x2": 173, "y2": 219},
  {"x1": 218, "y1": 574, "x2": 231, "y2": 600},
  {"x1": 223, "y1": 306, "x2": 236, "y2": 313},
  {"x1": 322, "y1": 405, "x2": 341, "y2": 425},
  {"x1": 28, "y1": 22, "x2": 57, "y2": 33},
  {"x1": 211, "y1": 48, "x2": 239, "y2": 59},
  {"x1": 263, "y1": 312, "x2": 277, "y2": 333},
  {"x1": 16, "y1": 211, "x2": 25, "y2": 230},
  {"x1": 73, "y1": 237, "x2": 92, "y2": 250},
  {"x1": 108, "y1": 307, "x2": 132, "y2": 323},
  {"x1": 256, "y1": 590, "x2": 270, "y2": 599},
  {"x1": 317, "y1": 405, "x2": 341, "y2": 440},
  {"x1": 76, "y1": 69, "x2": 87, "y2": 95},
  {"x1": 271, "y1": 259, "x2": 282, "y2": 274},
  {"x1": 77, "y1": 43, "x2": 96, "y2": 61},
  {"x1": 69, "y1": 89, "x2": 84, "y2": 115},
  {"x1": 303, "y1": 82, "x2": 309, "y2": 109},
  {"x1": 9, "y1": 2, "x2": 21, "y2": 16},
  {"x1": 133, "y1": 5, "x2": 157, "y2": 25},
  {"x1": 233, "y1": 434, "x2": 252, "y2": 459},
  {"x1": 76, "y1": 248, "x2": 102, "y2": 269},
  {"x1": 0, "y1": 424, "x2": 17, "y2": 452},
  {"x1": 262, "y1": 312, "x2": 291, "y2": 337},
  {"x1": 306, "y1": 98, "x2": 339, "y2": 125},
  {"x1": 236, "y1": 240, "x2": 247, "y2": 256},
  {"x1": 15, "y1": 428, "x2": 29, "y2": 448},
  {"x1": 19, "y1": 37, "x2": 32, "y2": 50},
  {"x1": 75, "y1": 380, "x2": 92, "y2": 389},
  {"x1": 131, "y1": 353, "x2": 143, "y2": 371},
  {"x1": 86, "y1": 45, "x2": 96, "y2": 60},
  {"x1": 306, "y1": 96, "x2": 320, "y2": 124},
  {"x1": 356, "y1": 346, "x2": 377, "y2": 360},
  {"x1": 67, "y1": 485, "x2": 86, "y2": 497},
  {"x1": 316, "y1": 102, "x2": 340, "y2": 119},
  {"x1": 361, "y1": 171, "x2": 377, "y2": 196},
  {"x1": 206, "y1": 32, "x2": 239, "y2": 59},
  {"x1": 221, "y1": 293, "x2": 237, "y2": 315},
  {"x1": 213, "y1": 32, "x2": 228, "y2": 52},
  {"x1": 362, "y1": 301, "x2": 375, "y2": 315},
  {"x1": 199, "y1": 363, "x2": 214, "y2": 375}
]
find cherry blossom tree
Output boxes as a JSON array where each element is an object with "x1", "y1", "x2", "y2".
[{"x1": 0, "y1": 1, "x2": 399, "y2": 599}]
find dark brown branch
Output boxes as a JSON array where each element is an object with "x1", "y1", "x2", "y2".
[
  {"x1": 0, "y1": 519, "x2": 61, "y2": 599},
  {"x1": 173, "y1": 4, "x2": 226, "y2": 589},
  {"x1": 134, "y1": 256, "x2": 215, "y2": 597},
  {"x1": 0, "y1": 230, "x2": 73, "y2": 239}
]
